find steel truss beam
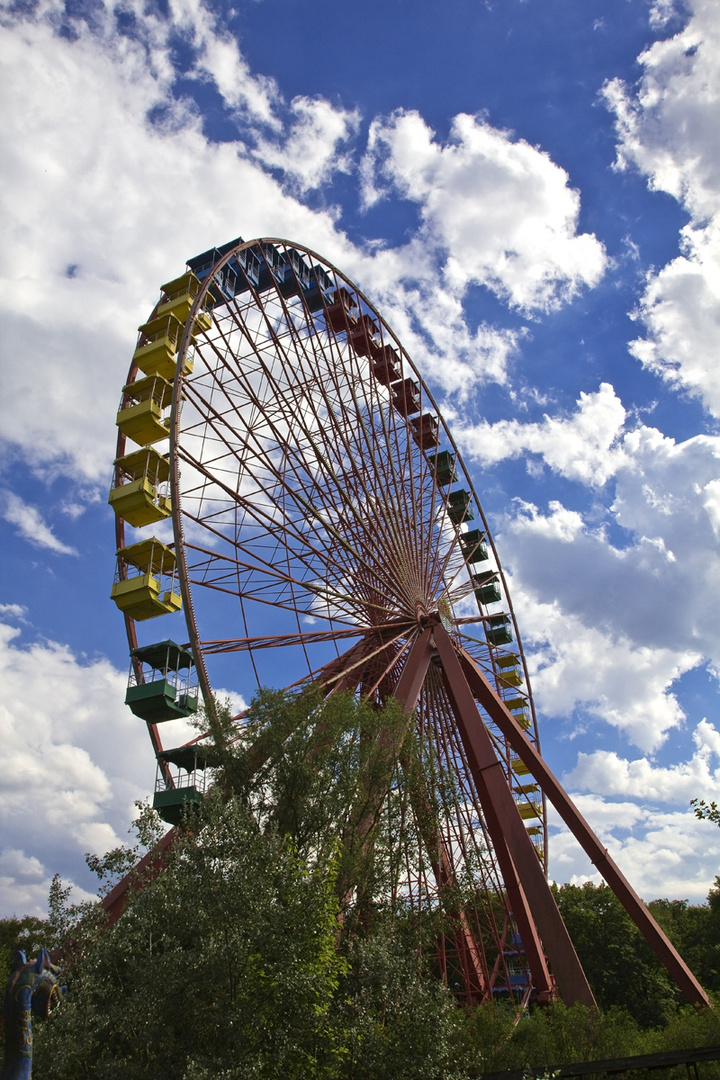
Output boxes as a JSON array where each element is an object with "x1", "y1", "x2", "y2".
[
  {"x1": 455, "y1": 639, "x2": 709, "y2": 1008},
  {"x1": 102, "y1": 622, "x2": 708, "y2": 1011},
  {"x1": 391, "y1": 629, "x2": 492, "y2": 1003},
  {"x1": 432, "y1": 624, "x2": 594, "y2": 1006}
]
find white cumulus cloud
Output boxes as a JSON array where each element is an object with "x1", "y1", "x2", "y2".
[
  {"x1": 0, "y1": 609, "x2": 248, "y2": 916},
  {"x1": 0, "y1": 619, "x2": 153, "y2": 916},
  {"x1": 457, "y1": 382, "x2": 627, "y2": 485},
  {"x1": 517, "y1": 592, "x2": 697, "y2": 752},
  {"x1": 0, "y1": 603, "x2": 29, "y2": 621},
  {"x1": 563, "y1": 719, "x2": 720, "y2": 803},
  {"x1": 605, "y1": 0, "x2": 720, "y2": 416},
  {"x1": 361, "y1": 109, "x2": 607, "y2": 313},
  {"x1": 0, "y1": 0, "x2": 613, "y2": 487},
  {"x1": 488, "y1": 403, "x2": 720, "y2": 732},
  {"x1": 253, "y1": 96, "x2": 361, "y2": 192},
  {"x1": 0, "y1": 490, "x2": 77, "y2": 555},
  {"x1": 0, "y1": 0, "x2": 356, "y2": 483},
  {"x1": 547, "y1": 797, "x2": 720, "y2": 904}
]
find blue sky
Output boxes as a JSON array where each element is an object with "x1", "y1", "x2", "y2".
[{"x1": 1, "y1": 0, "x2": 720, "y2": 918}]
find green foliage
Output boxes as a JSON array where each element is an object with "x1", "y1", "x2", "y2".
[
  {"x1": 84, "y1": 800, "x2": 165, "y2": 898},
  {"x1": 691, "y1": 799, "x2": 720, "y2": 826},
  {"x1": 647, "y1": 892, "x2": 720, "y2": 995},
  {"x1": 224, "y1": 686, "x2": 436, "y2": 919},
  {"x1": 553, "y1": 876, "x2": 720, "y2": 1023},
  {"x1": 0, "y1": 914, "x2": 48, "y2": 981},
  {"x1": 463, "y1": 1000, "x2": 648, "y2": 1074},
  {"x1": 29, "y1": 689, "x2": 474, "y2": 1078},
  {"x1": 553, "y1": 882, "x2": 683, "y2": 1027},
  {"x1": 22, "y1": 690, "x2": 720, "y2": 1076},
  {"x1": 34, "y1": 792, "x2": 347, "y2": 1079},
  {"x1": 45, "y1": 872, "x2": 76, "y2": 951},
  {"x1": 335, "y1": 914, "x2": 466, "y2": 1080},
  {"x1": 652, "y1": 997, "x2": 720, "y2": 1052},
  {"x1": 456, "y1": 997, "x2": 720, "y2": 1077}
]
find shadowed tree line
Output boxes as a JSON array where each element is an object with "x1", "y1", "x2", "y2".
[{"x1": 2, "y1": 689, "x2": 720, "y2": 1078}]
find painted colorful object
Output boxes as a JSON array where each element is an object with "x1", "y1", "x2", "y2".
[{"x1": 1, "y1": 950, "x2": 63, "y2": 1080}]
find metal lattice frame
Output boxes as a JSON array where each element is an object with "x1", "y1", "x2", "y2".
[{"x1": 109, "y1": 238, "x2": 708, "y2": 1009}]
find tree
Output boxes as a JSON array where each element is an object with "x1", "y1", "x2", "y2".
[
  {"x1": 553, "y1": 882, "x2": 679, "y2": 1027},
  {"x1": 334, "y1": 914, "x2": 466, "y2": 1080},
  {"x1": 0, "y1": 916, "x2": 49, "y2": 982},
  {"x1": 691, "y1": 799, "x2": 720, "y2": 826},
  {"x1": 28, "y1": 690, "x2": 720, "y2": 1075},
  {"x1": 226, "y1": 686, "x2": 429, "y2": 916},
  {"x1": 32, "y1": 690, "x2": 468, "y2": 1079},
  {"x1": 648, "y1": 886, "x2": 720, "y2": 995},
  {"x1": 34, "y1": 790, "x2": 348, "y2": 1079}
]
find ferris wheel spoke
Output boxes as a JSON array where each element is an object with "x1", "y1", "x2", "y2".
[
  {"x1": 185, "y1": 473, "x2": 417, "y2": 627},
  {"x1": 178, "y1": 446, "x2": 406, "y2": 620},
  {"x1": 185, "y1": 568, "x2": 392, "y2": 628},
  {"x1": 320, "y1": 352, "x2": 423, "y2": 568},
  {"x1": 181, "y1": 533, "x2": 363, "y2": 616},
  {"x1": 188, "y1": 306, "x2": 449, "y2": 622},
  {"x1": 298, "y1": 295, "x2": 437, "y2": 605},
  {"x1": 184, "y1": 335, "x2": 356, "y2": 526},
  {"x1": 197, "y1": 624, "x2": 403, "y2": 655},
  {"x1": 181, "y1": 376, "x2": 405, "y2": 594},
  {"x1": 265, "y1": 351, "x2": 435, "y2": 612},
  {"x1": 355, "y1": 637, "x2": 412, "y2": 702},
  {"x1": 345, "y1": 376, "x2": 432, "y2": 597},
  {"x1": 169, "y1": 240, "x2": 553, "y2": 1000},
  {"x1": 179, "y1": 461, "x2": 365, "y2": 593},
  {"x1": 319, "y1": 625, "x2": 416, "y2": 692},
  {"x1": 207, "y1": 318, "x2": 366, "y2": 515}
]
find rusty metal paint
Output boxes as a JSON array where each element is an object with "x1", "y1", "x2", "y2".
[{"x1": 458, "y1": 645, "x2": 710, "y2": 1009}]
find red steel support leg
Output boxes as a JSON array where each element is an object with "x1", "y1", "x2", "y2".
[
  {"x1": 462, "y1": 791, "x2": 557, "y2": 1003},
  {"x1": 393, "y1": 628, "x2": 491, "y2": 1002},
  {"x1": 392, "y1": 627, "x2": 435, "y2": 710},
  {"x1": 102, "y1": 826, "x2": 179, "y2": 925},
  {"x1": 433, "y1": 624, "x2": 596, "y2": 1007},
  {"x1": 458, "y1": 646, "x2": 710, "y2": 1008}
]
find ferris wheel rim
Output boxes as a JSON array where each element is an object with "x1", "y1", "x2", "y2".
[
  {"x1": 163, "y1": 236, "x2": 547, "y2": 873},
  {"x1": 110, "y1": 233, "x2": 554, "y2": 1004},
  {"x1": 169, "y1": 239, "x2": 537, "y2": 707},
  {"x1": 107, "y1": 236, "x2": 715, "y2": 1013}
]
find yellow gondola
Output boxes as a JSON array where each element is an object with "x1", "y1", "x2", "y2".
[
  {"x1": 156, "y1": 271, "x2": 215, "y2": 326},
  {"x1": 108, "y1": 446, "x2": 171, "y2": 527},
  {"x1": 133, "y1": 313, "x2": 194, "y2": 381},
  {"x1": 115, "y1": 374, "x2": 172, "y2": 447},
  {"x1": 110, "y1": 537, "x2": 181, "y2": 620}
]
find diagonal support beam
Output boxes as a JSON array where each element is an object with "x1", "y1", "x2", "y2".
[
  {"x1": 458, "y1": 645, "x2": 710, "y2": 1008},
  {"x1": 393, "y1": 627, "x2": 491, "y2": 1001},
  {"x1": 334, "y1": 629, "x2": 434, "y2": 906},
  {"x1": 102, "y1": 826, "x2": 179, "y2": 925},
  {"x1": 433, "y1": 624, "x2": 596, "y2": 1007},
  {"x1": 392, "y1": 626, "x2": 435, "y2": 713}
]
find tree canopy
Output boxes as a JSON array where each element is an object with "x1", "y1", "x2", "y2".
[{"x1": 2, "y1": 689, "x2": 719, "y2": 1077}]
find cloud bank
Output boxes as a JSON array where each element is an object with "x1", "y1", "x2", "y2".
[{"x1": 605, "y1": 0, "x2": 720, "y2": 416}]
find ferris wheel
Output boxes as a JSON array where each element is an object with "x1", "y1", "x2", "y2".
[{"x1": 108, "y1": 238, "x2": 708, "y2": 1009}]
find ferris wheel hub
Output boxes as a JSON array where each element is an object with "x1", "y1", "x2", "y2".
[{"x1": 415, "y1": 605, "x2": 444, "y2": 632}]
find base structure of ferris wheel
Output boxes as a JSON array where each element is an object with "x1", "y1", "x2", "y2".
[{"x1": 104, "y1": 237, "x2": 709, "y2": 1010}]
